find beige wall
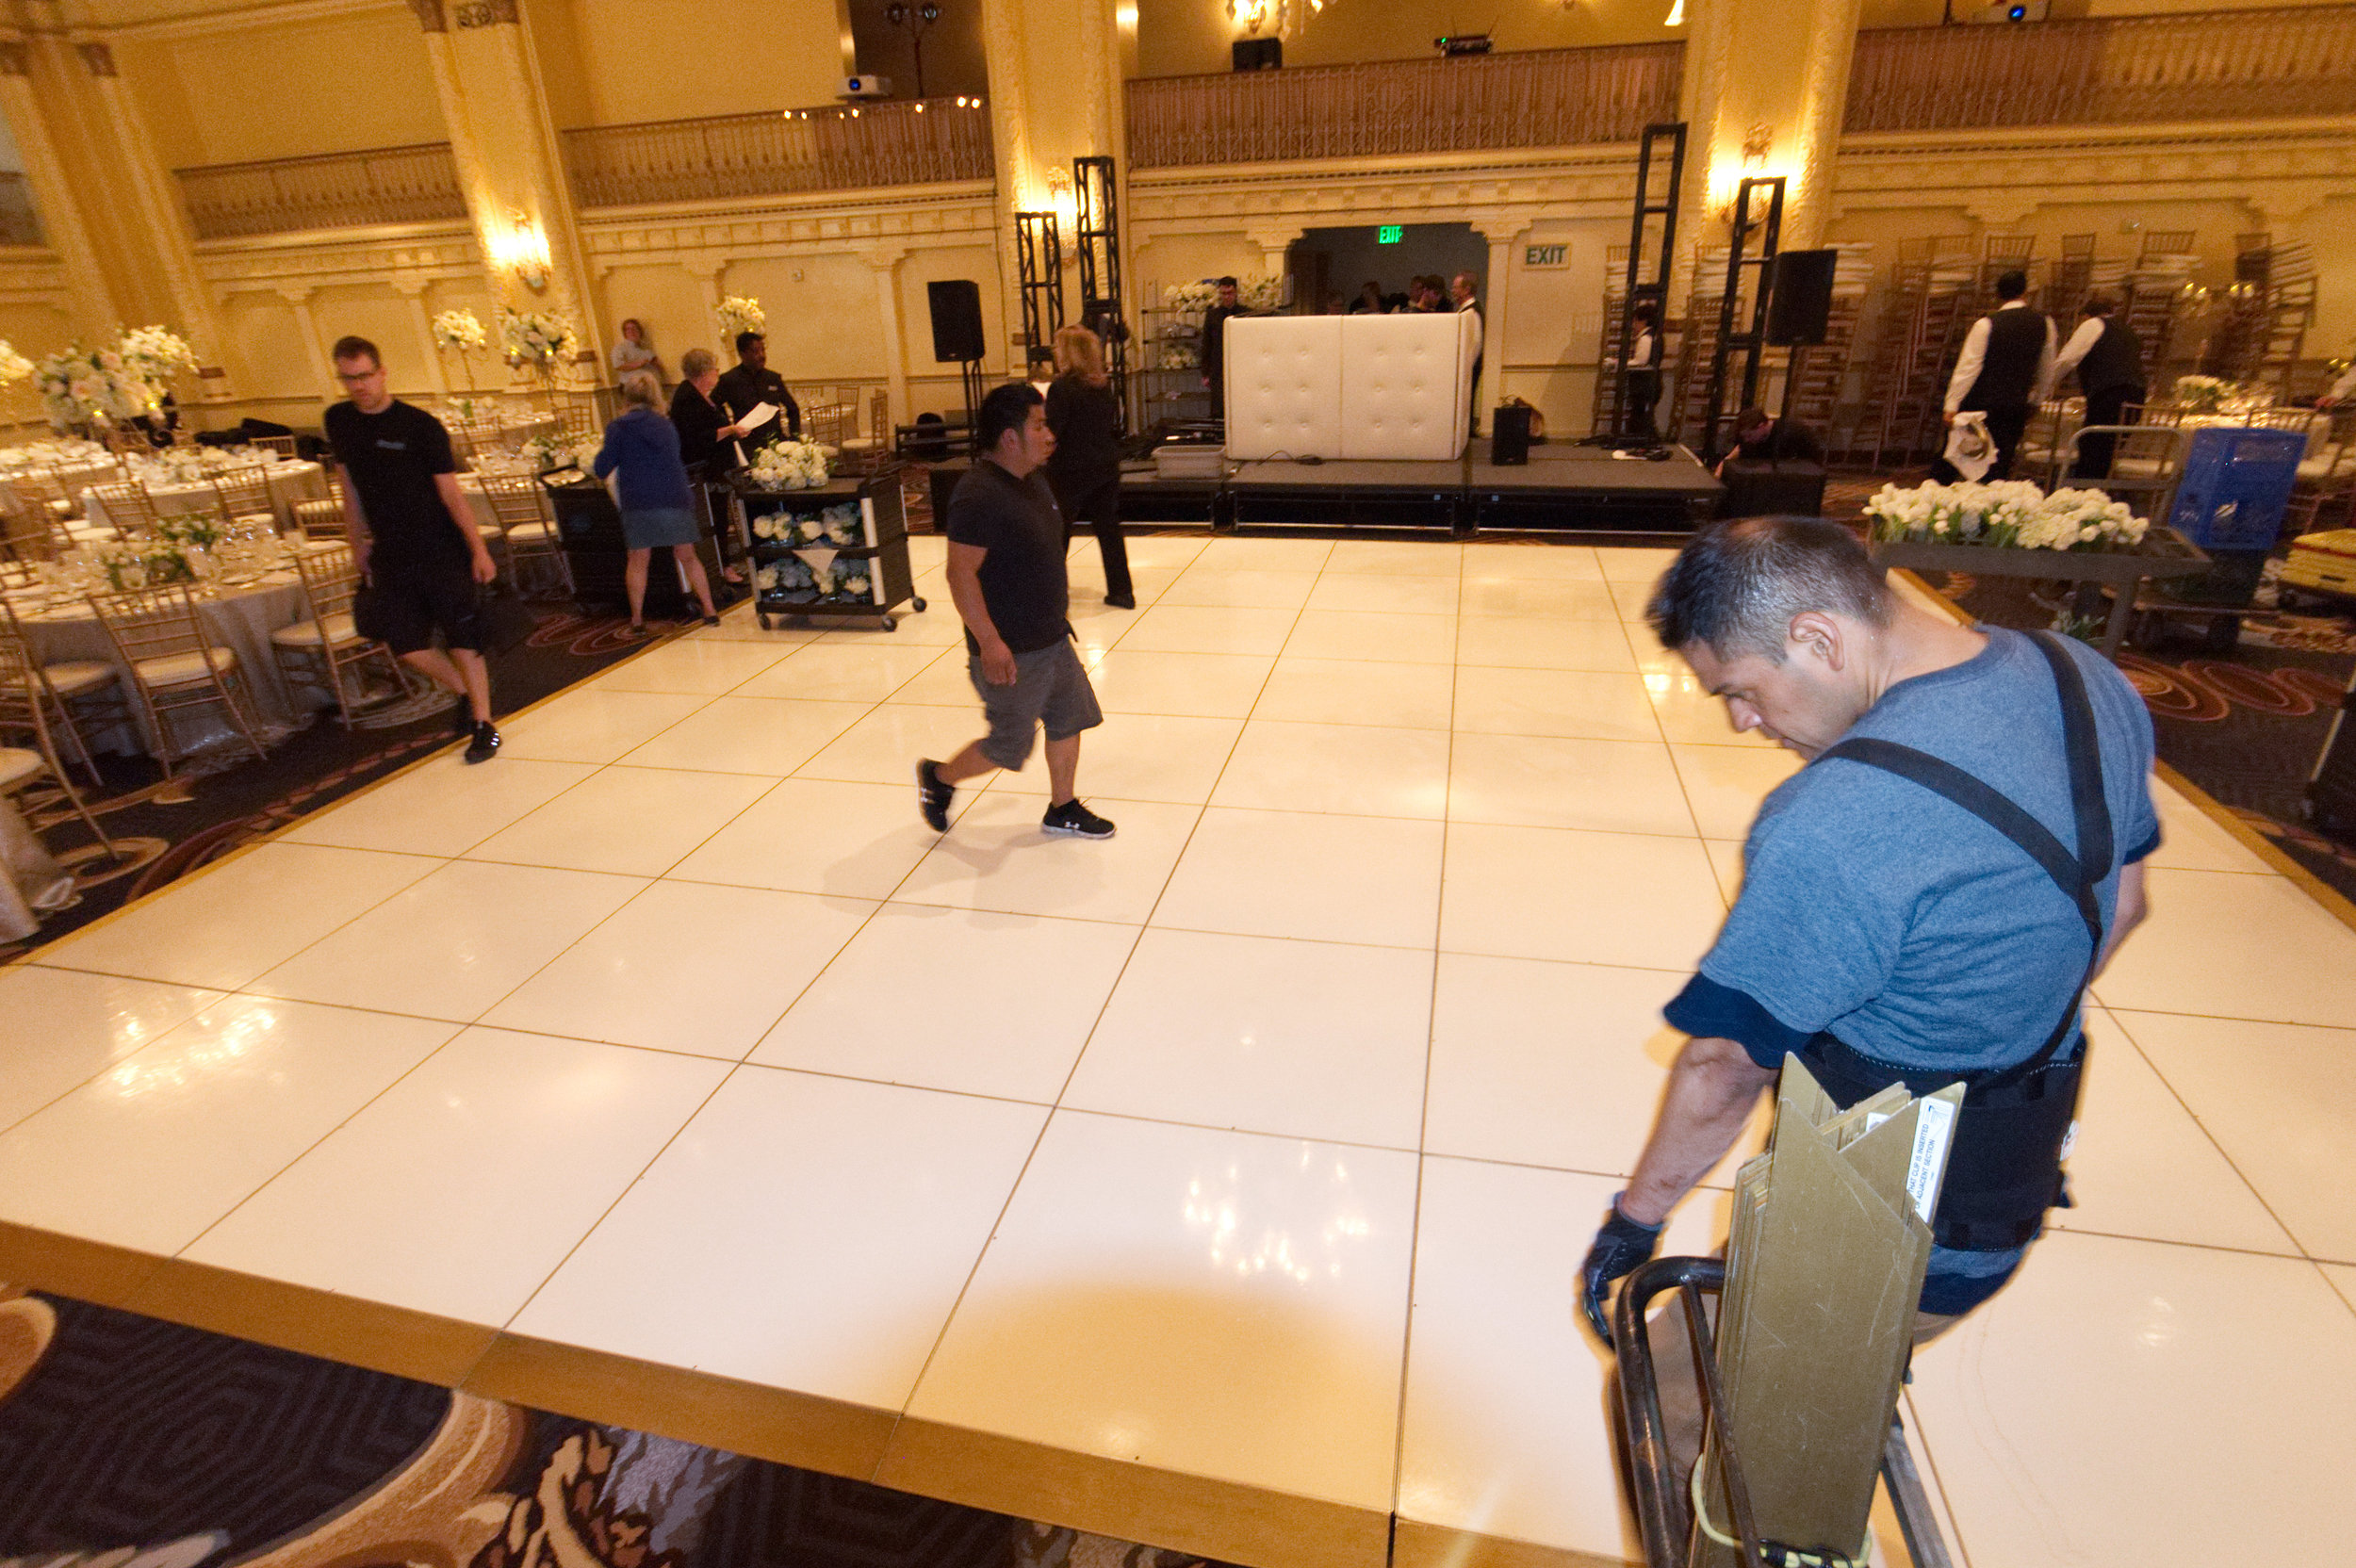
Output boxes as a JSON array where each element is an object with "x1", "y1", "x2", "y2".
[
  {"x1": 1133, "y1": 0, "x2": 1677, "y2": 76},
  {"x1": 538, "y1": 0, "x2": 853, "y2": 127}
]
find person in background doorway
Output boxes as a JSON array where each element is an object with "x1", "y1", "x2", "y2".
[
  {"x1": 1451, "y1": 270, "x2": 1485, "y2": 438},
  {"x1": 1624, "y1": 301, "x2": 1664, "y2": 441},
  {"x1": 714, "y1": 332, "x2": 799, "y2": 453},
  {"x1": 2049, "y1": 294, "x2": 2147, "y2": 481},
  {"x1": 596, "y1": 379, "x2": 720, "y2": 634},
  {"x1": 612, "y1": 318, "x2": 663, "y2": 400},
  {"x1": 1351, "y1": 281, "x2": 1385, "y2": 315},
  {"x1": 1045, "y1": 324, "x2": 1135, "y2": 612},
  {"x1": 1933, "y1": 269, "x2": 2055, "y2": 482},
  {"x1": 1201, "y1": 276, "x2": 1244, "y2": 422}
]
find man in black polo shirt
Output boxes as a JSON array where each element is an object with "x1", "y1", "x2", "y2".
[
  {"x1": 322, "y1": 335, "x2": 501, "y2": 762},
  {"x1": 712, "y1": 332, "x2": 799, "y2": 455},
  {"x1": 916, "y1": 383, "x2": 1114, "y2": 841}
]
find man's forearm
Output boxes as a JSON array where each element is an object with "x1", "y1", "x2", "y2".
[
  {"x1": 1619, "y1": 1036, "x2": 1776, "y2": 1227},
  {"x1": 945, "y1": 564, "x2": 1002, "y2": 650}
]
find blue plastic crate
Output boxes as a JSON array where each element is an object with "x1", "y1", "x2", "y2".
[{"x1": 2167, "y1": 426, "x2": 2308, "y2": 550}]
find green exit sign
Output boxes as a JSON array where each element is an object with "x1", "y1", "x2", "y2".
[{"x1": 1377, "y1": 225, "x2": 1403, "y2": 244}]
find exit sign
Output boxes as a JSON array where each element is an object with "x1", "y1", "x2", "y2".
[
  {"x1": 1377, "y1": 225, "x2": 1403, "y2": 244},
  {"x1": 1524, "y1": 243, "x2": 1570, "y2": 269}
]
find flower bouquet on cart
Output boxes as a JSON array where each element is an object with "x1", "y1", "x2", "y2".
[
  {"x1": 743, "y1": 440, "x2": 831, "y2": 491},
  {"x1": 1863, "y1": 480, "x2": 2150, "y2": 552}
]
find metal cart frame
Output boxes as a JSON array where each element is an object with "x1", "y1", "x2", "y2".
[{"x1": 732, "y1": 470, "x2": 927, "y2": 632}]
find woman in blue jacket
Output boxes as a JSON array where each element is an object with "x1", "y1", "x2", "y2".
[{"x1": 594, "y1": 379, "x2": 720, "y2": 632}]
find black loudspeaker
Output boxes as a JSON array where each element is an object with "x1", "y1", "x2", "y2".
[
  {"x1": 927, "y1": 280, "x2": 985, "y2": 363},
  {"x1": 1765, "y1": 250, "x2": 1838, "y2": 346},
  {"x1": 1491, "y1": 404, "x2": 1533, "y2": 466},
  {"x1": 1232, "y1": 38, "x2": 1282, "y2": 70}
]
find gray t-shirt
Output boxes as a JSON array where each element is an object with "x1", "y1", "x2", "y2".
[{"x1": 1670, "y1": 628, "x2": 2160, "y2": 1074}]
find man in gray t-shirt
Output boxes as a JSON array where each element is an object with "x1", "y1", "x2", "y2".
[{"x1": 1579, "y1": 517, "x2": 2157, "y2": 1342}]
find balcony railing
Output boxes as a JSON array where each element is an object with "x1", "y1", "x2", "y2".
[
  {"x1": 562, "y1": 98, "x2": 994, "y2": 209},
  {"x1": 0, "y1": 172, "x2": 41, "y2": 246},
  {"x1": 176, "y1": 143, "x2": 467, "y2": 240},
  {"x1": 1844, "y1": 5, "x2": 2356, "y2": 133},
  {"x1": 1126, "y1": 41, "x2": 1685, "y2": 168}
]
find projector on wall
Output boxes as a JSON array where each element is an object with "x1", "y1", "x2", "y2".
[
  {"x1": 840, "y1": 75, "x2": 893, "y2": 98},
  {"x1": 1966, "y1": 1, "x2": 2049, "y2": 21},
  {"x1": 1435, "y1": 33, "x2": 1493, "y2": 57}
]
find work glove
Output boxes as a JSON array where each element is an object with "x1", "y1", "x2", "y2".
[{"x1": 1579, "y1": 1195, "x2": 1663, "y2": 1347}]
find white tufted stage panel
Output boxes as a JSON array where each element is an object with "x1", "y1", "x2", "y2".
[
  {"x1": 1223, "y1": 312, "x2": 1477, "y2": 462},
  {"x1": 1220, "y1": 316, "x2": 1344, "y2": 461}
]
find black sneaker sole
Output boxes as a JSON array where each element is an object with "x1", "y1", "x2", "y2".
[
  {"x1": 1041, "y1": 817, "x2": 1116, "y2": 840},
  {"x1": 465, "y1": 730, "x2": 501, "y2": 764},
  {"x1": 915, "y1": 760, "x2": 952, "y2": 831}
]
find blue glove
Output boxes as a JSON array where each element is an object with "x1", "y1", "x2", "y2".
[{"x1": 1579, "y1": 1196, "x2": 1663, "y2": 1346}]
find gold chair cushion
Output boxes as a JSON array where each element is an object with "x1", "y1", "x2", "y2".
[
  {"x1": 501, "y1": 519, "x2": 557, "y2": 544},
  {"x1": 41, "y1": 660, "x2": 117, "y2": 698},
  {"x1": 270, "y1": 612, "x2": 360, "y2": 648},
  {"x1": 133, "y1": 645, "x2": 237, "y2": 687},
  {"x1": 0, "y1": 747, "x2": 43, "y2": 791}
]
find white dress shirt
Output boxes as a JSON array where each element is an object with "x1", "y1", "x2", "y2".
[
  {"x1": 2048, "y1": 316, "x2": 2107, "y2": 392},
  {"x1": 2331, "y1": 361, "x2": 2356, "y2": 402},
  {"x1": 1457, "y1": 295, "x2": 1483, "y2": 360},
  {"x1": 1944, "y1": 300, "x2": 2060, "y2": 414}
]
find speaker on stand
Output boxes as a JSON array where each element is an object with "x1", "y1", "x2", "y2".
[
  {"x1": 1766, "y1": 249, "x2": 1837, "y2": 427},
  {"x1": 927, "y1": 280, "x2": 988, "y2": 448}
]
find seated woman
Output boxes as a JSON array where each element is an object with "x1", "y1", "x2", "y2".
[
  {"x1": 612, "y1": 318, "x2": 664, "y2": 400},
  {"x1": 596, "y1": 379, "x2": 720, "y2": 632}
]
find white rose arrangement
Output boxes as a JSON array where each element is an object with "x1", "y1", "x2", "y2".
[
  {"x1": 0, "y1": 341, "x2": 32, "y2": 386},
  {"x1": 432, "y1": 309, "x2": 487, "y2": 351},
  {"x1": 117, "y1": 326, "x2": 200, "y2": 397},
  {"x1": 744, "y1": 440, "x2": 830, "y2": 490},
  {"x1": 500, "y1": 309, "x2": 581, "y2": 373},
  {"x1": 1864, "y1": 480, "x2": 2149, "y2": 553},
  {"x1": 2173, "y1": 375, "x2": 2231, "y2": 413},
  {"x1": 38, "y1": 343, "x2": 152, "y2": 429},
  {"x1": 715, "y1": 296, "x2": 766, "y2": 341}
]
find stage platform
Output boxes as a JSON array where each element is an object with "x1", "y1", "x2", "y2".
[{"x1": 937, "y1": 440, "x2": 1725, "y2": 537}]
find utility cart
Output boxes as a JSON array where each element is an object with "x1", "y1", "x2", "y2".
[{"x1": 731, "y1": 469, "x2": 926, "y2": 632}]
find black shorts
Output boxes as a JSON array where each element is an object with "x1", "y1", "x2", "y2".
[{"x1": 358, "y1": 565, "x2": 483, "y2": 656}]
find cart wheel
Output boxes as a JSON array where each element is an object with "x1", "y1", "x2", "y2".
[
  {"x1": 881, "y1": 614, "x2": 898, "y2": 631},
  {"x1": 757, "y1": 612, "x2": 772, "y2": 630},
  {"x1": 911, "y1": 596, "x2": 927, "y2": 612},
  {"x1": 2202, "y1": 614, "x2": 2242, "y2": 654}
]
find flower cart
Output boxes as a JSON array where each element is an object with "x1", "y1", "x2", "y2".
[
  {"x1": 1864, "y1": 480, "x2": 2210, "y2": 658},
  {"x1": 731, "y1": 464, "x2": 924, "y2": 632}
]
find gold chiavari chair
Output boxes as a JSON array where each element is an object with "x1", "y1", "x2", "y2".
[
  {"x1": 207, "y1": 463, "x2": 281, "y2": 533},
  {"x1": 838, "y1": 389, "x2": 892, "y2": 475},
  {"x1": 246, "y1": 433, "x2": 300, "y2": 459},
  {"x1": 9, "y1": 466, "x2": 77, "y2": 526},
  {"x1": 0, "y1": 593, "x2": 120, "y2": 789},
  {"x1": 0, "y1": 629, "x2": 117, "y2": 862},
  {"x1": 0, "y1": 483, "x2": 57, "y2": 564},
  {"x1": 86, "y1": 479, "x2": 161, "y2": 538},
  {"x1": 273, "y1": 539, "x2": 414, "y2": 727},
  {"x1": 293, "y1": 468, "x2": 350, "y2": 543},
  {"x1": 477, "y1": 473, "x2": 571, "y2": 595},
  {"x1": 85, "y1": 582, "x2": 266, "y2": 777}
]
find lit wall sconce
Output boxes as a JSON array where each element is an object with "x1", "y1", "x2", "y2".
[
  {"x1": 491, "y1": 208, "x2": 550, "y2": 291},
  {"x1": 1044, "y1": 166, "x2": 1077, "y2": 238}
]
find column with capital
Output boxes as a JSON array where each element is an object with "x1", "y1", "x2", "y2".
[
  {"x1": 857, "y1": 244, "x2": 910, "y2": 433},
  {"x1": 278, "y1": 287, "x2": 335, "y2": 396},
  {"x1": 392, "y1": 277, "x2": 451, "y2": 397},
  {"x1": 410, "y1": 0, "x2": 601, "y2": 388},
  {"x1": 0, "y1": 40, "x2": 120, "y2": 333},
  {"x1": 1471, "y1": 220, "x2": 1530, "y2": 436}
]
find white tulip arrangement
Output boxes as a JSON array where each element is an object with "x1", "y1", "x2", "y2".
[{"x1": 1863, "y1": 479, "x2": 2150, "y2": 552}]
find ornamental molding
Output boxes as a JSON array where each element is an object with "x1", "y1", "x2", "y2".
[
  {"x1": 451, "y1": 0, "x2": 517, "y2": 26},
  {"x1": 81, "y1": 0, "x2": 406, "y2": 41},
  {"x1": 75, "y1": 41, "x2": 114, "y2": 76},
  {"x1": 195, "y1": 225, "x2": 482, "y2": 291},
  {"x1": 577, "y1": 189, "x2": 1000, "y2": 263},
  {"x1": 409, "y1": 0, "x2": 446, "y2": 31}
]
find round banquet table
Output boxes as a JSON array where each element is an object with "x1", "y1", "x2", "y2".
[
  {"x1": 9, "y1": 570, "x2": 323, "y2": 756},
  {"x1": 77, "y1": 460, "x2": 329, "y2": 535}
]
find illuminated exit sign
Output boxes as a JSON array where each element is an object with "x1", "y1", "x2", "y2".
[
  {"x1": 1377, "y1": 225, "x2": 1403, "y2": 244},
  {"x1": 1524, "y1": 243, "x2": 1570, "y2": 268}
]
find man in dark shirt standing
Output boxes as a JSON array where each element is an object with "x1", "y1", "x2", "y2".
[
  {"x1": 1200, "y1": 276, "x2": 1244, "y2": 426},
  {"x1": 915, "y1": 383, "x2": 1114, "y2": 841},
  {"x1": 712, "y1": 332, "x2": 800, "y2": 455},
  {"x1": 322, "y1": 335, "x2": 501, "y2": 763}
]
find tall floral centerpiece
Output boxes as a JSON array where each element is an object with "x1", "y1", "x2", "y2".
[
  {"x1": 500, "y1": 308, "x2": 580, "y2": 416},
  {"x1": 36, "y1": 344, "x2": 150, "y2": 433},
  {"x1": 433, "y1": 307, "x2": 487, "y2": 390},
  {"x1": 0, "y1": 340, "x2": 33, "y2": 428},
  {"x1": 116, "y1": 325, "x2": 200, "y2": 409},
  {"x1": 715, "y1": 296, "x2": 765, "y2": 346},
  {"x1": 2173, "y1": 375, "x2": 2231, "y2": 414}
]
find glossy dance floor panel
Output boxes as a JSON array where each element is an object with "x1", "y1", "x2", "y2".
[{"x1": 9, "y1": 531, "x2": 2356, "y2": 1568}]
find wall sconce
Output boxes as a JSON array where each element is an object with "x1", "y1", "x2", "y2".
[
  {"x1": 492, "y1": 209, "x2": 550, "y2": 292},
  {"x1": 1044, "y1": 166, "x2": 1077, "y2": 239}
]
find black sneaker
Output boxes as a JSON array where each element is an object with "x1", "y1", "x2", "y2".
[
  {"x1": 1104, "y1": 591, "x2": 1137, "y2": 610},
  {"x1": 451, "y1": 700, "x2": 475, "y2": 737},
  {"x1": 1041, "y1": 799, "x2": 1116, "y2": 840},
  {"x1": 915, "y1": 758, "x2": 955, "y2": 831},
  {"x1": 464, "y1": 720, "x2": 502, "y2": 764}
]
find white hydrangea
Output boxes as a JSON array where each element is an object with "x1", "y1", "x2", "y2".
[{"x1": 1862, "y1": 478, "x2": 2150, "y2": 553}]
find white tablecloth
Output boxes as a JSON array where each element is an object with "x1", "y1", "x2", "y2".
[{"x1": 78, "y1": 461, "x2": 328, "y2": 535}]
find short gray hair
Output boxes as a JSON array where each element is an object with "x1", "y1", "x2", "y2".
[
  {"x1": 679, "y1": 347, "x2": 717, "y2": 379},
  {"x1": 1645, "y1": 516, "x2": 1891, "y2": 662},
  {"x1": 621, "y1": 378, "x2": 660, "y2": 410}
]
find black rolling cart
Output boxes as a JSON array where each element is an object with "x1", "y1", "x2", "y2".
[{"x1": 732, "y1": 469, "x2": 927, "y2": 632}]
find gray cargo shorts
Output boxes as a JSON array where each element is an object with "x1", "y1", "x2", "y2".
[{"x1": 972, "y1": 638, "x2": 1104, "y2": 770}]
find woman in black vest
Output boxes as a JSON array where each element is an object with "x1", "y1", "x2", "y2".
[{"x1": 1044, "y1": 324, "x2": 1135, "y2": 610}]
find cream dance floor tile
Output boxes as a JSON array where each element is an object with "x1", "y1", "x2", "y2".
[
  {"x1": 896, "y1": 793, "x2": 1202, "y2": 925},
  {"x1": 618, "y1": 694, "x2": 872, "y2": 776},
  {"x1": 1054, "y1": 712, "x2": 1244, "y2": 805},
  {"x1": 1251, "y1": 657, "x2": 1455, "y2": 730},
  {"x1": 0, "y1": 997, "x2": 455, "y2": 1254},
  {"x1": 2143, "y1": 782, "x2": 2278, "y2": 874},
  {"x1": 2091, "y1": 865, "x2": 2356, "y2": 1027},
  {"x1": 1115, "y1": 534, "x2": 1209, "y2": 571},
  {"x1": 1193, "y1": 535, "x2": 1333, "y2": 572},
  {"x1": 1210, "y1": 719, "x2": 1451, "y2": 819},
  {"x1": 1668, "y1": 741, "x2": 1804, "y2": 839},
  {"x1": 906, "y1": 1110, "x2": 1418, "y2": 1512},
  {"x1": 464, "y1": 766, "x2": 774, "y2": 877},
  {"x1": 1087, "y1": 650, "x2": 1275, "y2": 718},
  {"x1": 1063, "y1": 928, "x2": 1435, "y2": 1149},
  {"x1": 0, "y1": 966, "x2": 223, "y2": 1132},
  {"x1": 180, "y1": 1027, "x2": 729, "y2": 1327},
  {"x1": 2328, "y1": 1264, "x2": 2356, "y2": 1316},
  {"x1": 1116, "y1": 603, "x2": 1301, "y2": 657},
  {"x1": 1158, "y1": 567, "x2": 1321, "y2": 611},
  {"x1": 483, "y1": 882, "x2": 875, "y2": 1061},
  {"x1": 1447, "y1": 732, "x2": 1696, "y2": 836},
  {"x1": 39, "y1": 841, "x2": 438, "y2": 992},
  {"x1": 1306, "y1": 573, "x2": 1461, "y2": 616},
  {"x1": 594, "y1": 637, "x2": 801, "y2": 694},
  {"x1": 1907, "y1": 1229, "x2": 2356, "y2": 1568},
  {"x1": 1593, "y1": 546, "x2": 1679, "y2": 584},
  {"x1": 1456, "y1": 614, "x2": 1637, "y2": 672},
  {"x1": 1460, "y1": 542, "x2": 1602, "y2": 580},
  {"x1": 796, "y1": 703, "x2": 1003, "y2": 786},
  {"x1": 248, "y1": 859, "x2": 645, "y2": 1022},
  {"x1": 279, "y1": 754, "x2": 599, "y2": 858},
  {"x1": 1317, "y1": 540, "x2": 1462, "y2": 577},
  {"x1": 1440, "y1": 822, "x2": 1728, "y2": 970},
  {"x1": 493, "y1": 688, "x2": 714, "y2": 765},
  {"x1": 665, "y1": 776, "x2": 971, "y2": 900},
  {"x1": 1455, "y1": 577, "x2": 1620, "y2": 621},
  {"x1": 753, "y1": 905, "x2": 1137, "y2": 1102},
  {"x1": 1450, "y1": 665, "x2": 1657, "y2": 742},
  {"x1": 888, "y1": 646, "x2": 990, "y2": 708},
  {"x1": 1155, "y1": 807, "x2": 1445, "y2": 949},
  {"x1": 732, "y1": 641, "x2": 947, "y2": 704},
  {"x1": 1284, "y1": 609, "x2": 1459, "y2": 665},
  {"x1": 510, "y1": 1067, "x2": 1047, "y2": 1408}
]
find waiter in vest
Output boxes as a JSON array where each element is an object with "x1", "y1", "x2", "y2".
[
  {"x1": 1932, "y1": 269, "x2": 2055, "y2": 482},
  {"x1": 2050, "y1": 294, "x2": 2147, "y2": 480},
  {"x1": 1579, "y1": 517, "x2": 2156, "y2": 1352},
  {"x1": 1623, "y1": 300, "x2": 1663, "y2": 441}
]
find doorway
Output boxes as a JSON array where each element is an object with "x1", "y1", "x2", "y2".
[{"x1": 1288, "y1": 222, "x2": 1487, "y2": 315}]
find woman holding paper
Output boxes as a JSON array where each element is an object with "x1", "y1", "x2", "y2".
[
  {"x1": 597, "y1": 379, "x2": 721, "y2": 632},
  {"x1": 1045, "y1": 324, "x2": 1136, "y2": 609}
]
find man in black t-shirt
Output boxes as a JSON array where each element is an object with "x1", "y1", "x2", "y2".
[
  {"x1": 1200, "y1": 276, "x2": 1244, "y2": 426},
  {"x1": 322, "y1": 335, "x2": 502, "y2": 762},
  {"x1": 712, "y1": 332, "x2": 799, "y2": 454},
  {"x1": 914, "y1": 383, "x2": 1114, "y2": 841}
]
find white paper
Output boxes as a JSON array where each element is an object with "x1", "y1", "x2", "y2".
[
  {"x1": 1905, "y1": 1097, "x2": 1958, "y2": 1225},
  {"x1": 739, "y1": 401, "x2": 778, "y2": 433},
  {"x1": 1943, "y1": 412, "x2": 1995, "y2": 482}
]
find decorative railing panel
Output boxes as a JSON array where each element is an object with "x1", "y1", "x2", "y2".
[
  {"x1": 1844, "y1": 6, "x2": 2356, "y2": 133},
  {"x1": 563, "y1": 99, "x2": 993, "y2": 208},
  {"x1": 177, "y1": 143, "x2": 467, "y2": 240},
  {"x1": 1125, "y1": 42, "x2": 1685, "y2": 168}
]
